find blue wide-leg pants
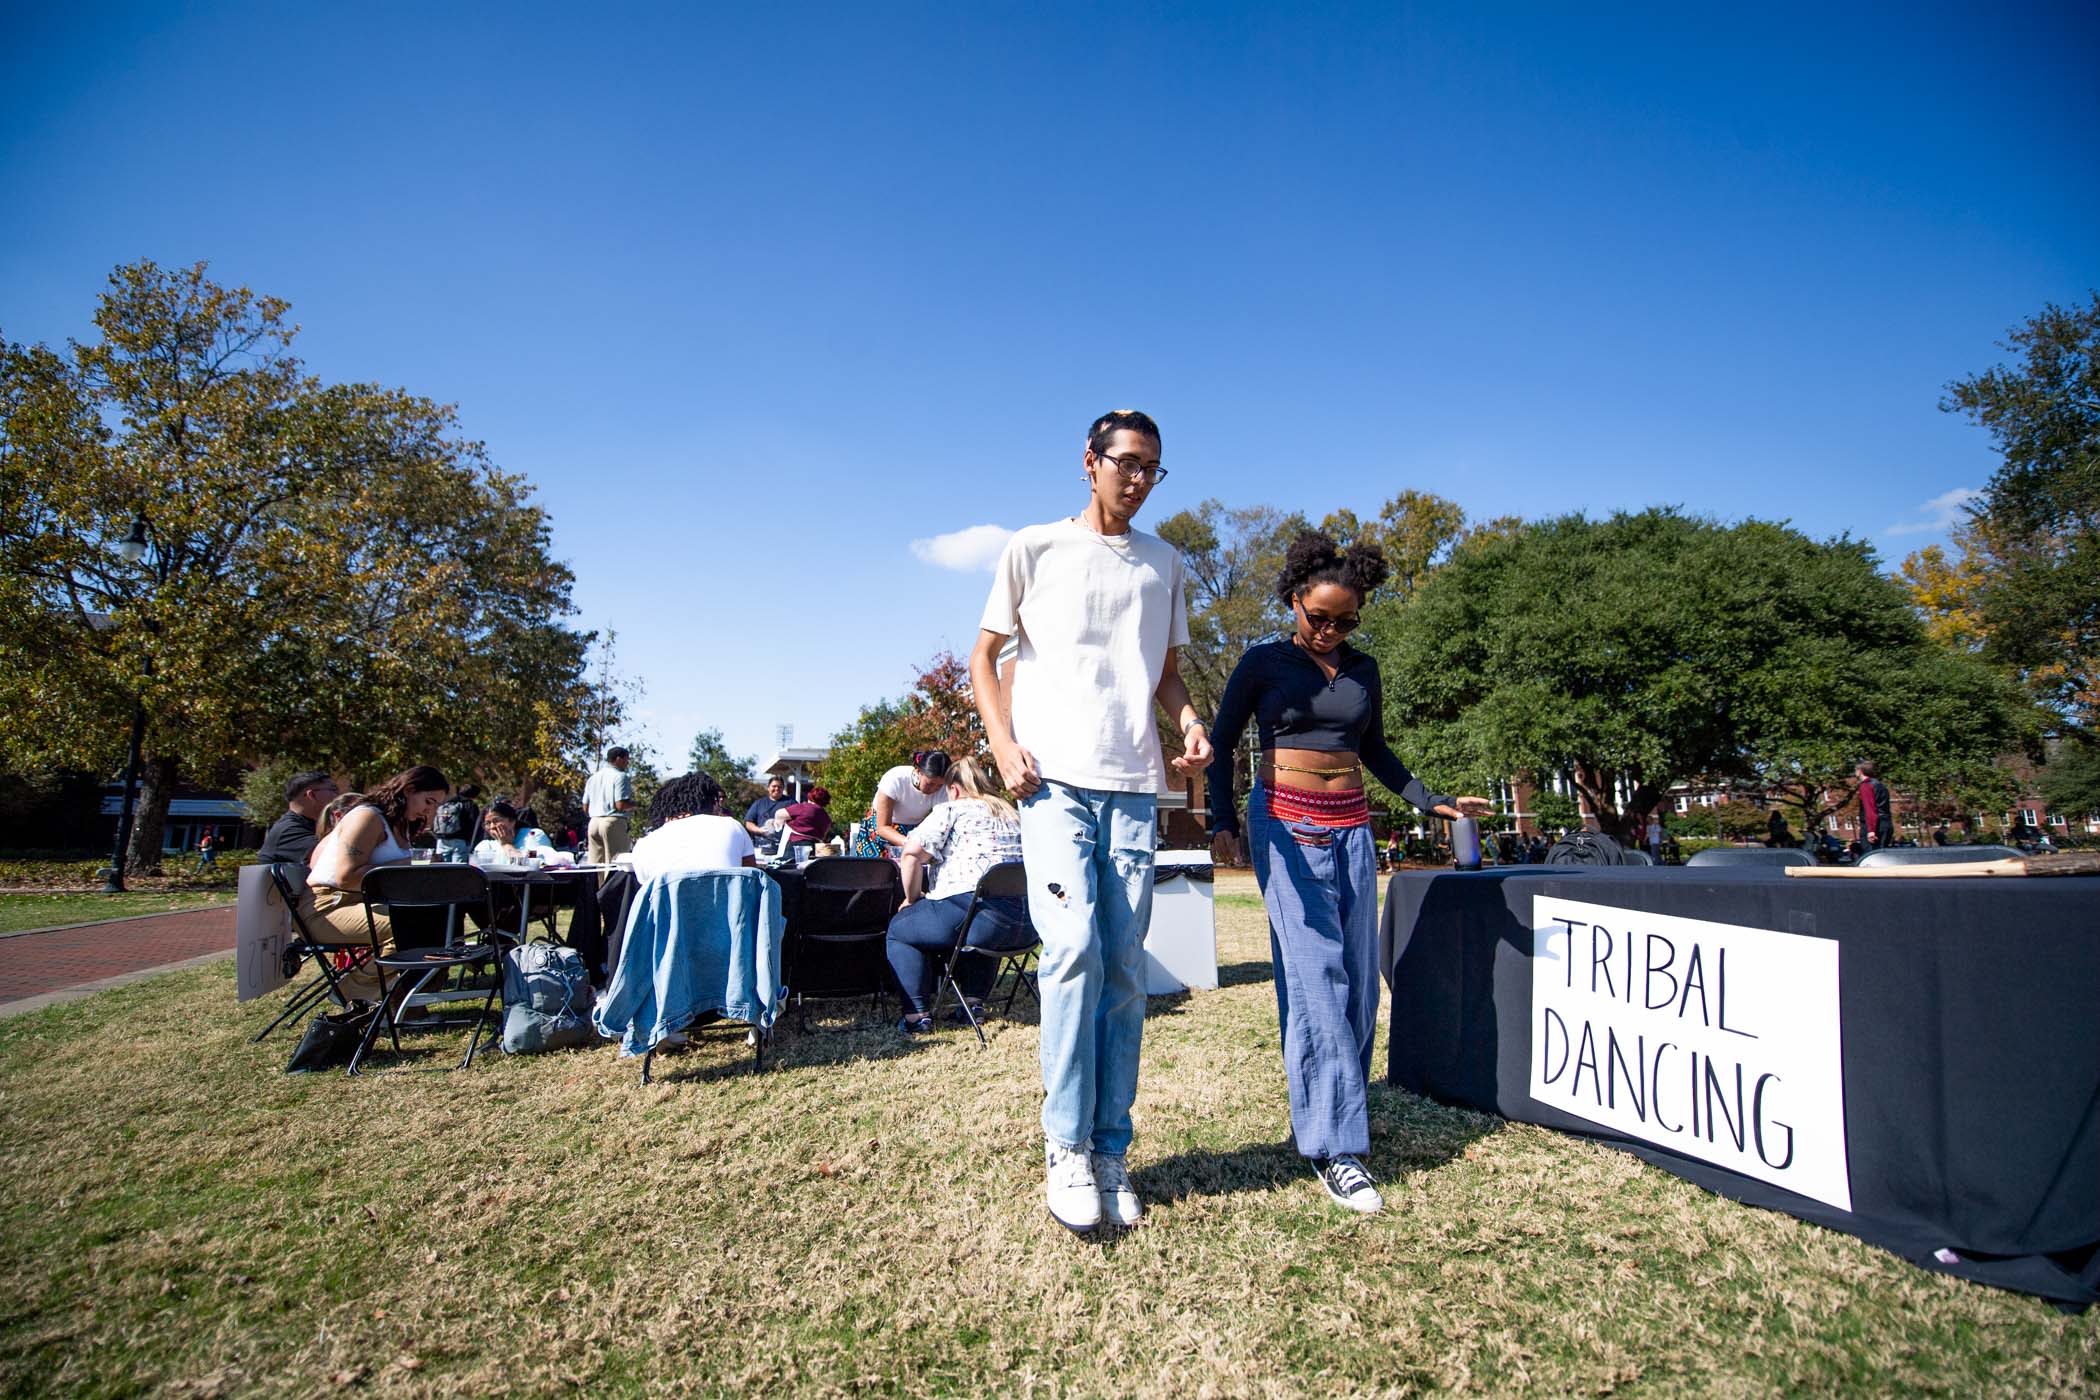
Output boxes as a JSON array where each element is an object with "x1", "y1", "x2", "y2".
[{"x1": 1246, "y1": 782, "x2": 1381, "y2": 1161}]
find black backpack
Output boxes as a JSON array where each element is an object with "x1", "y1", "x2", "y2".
[
  {"x1": 431, "y1": 797, "x2": 473, "y2": 838},
  {"x1": 1546, "y1": 831, "x2": 1631, "y2": 866}
]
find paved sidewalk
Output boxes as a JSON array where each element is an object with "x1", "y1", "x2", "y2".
[{"x1": 0, "y1": 906, "x2": 236, "y2": 1012}]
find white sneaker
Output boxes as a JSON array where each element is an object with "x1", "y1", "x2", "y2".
[
  {"x1": 1091, "y1": 1151, "x2": 1142, "y2": 1227},
  {"x1": 1045, "y1": 1144, "x2": 1102, "y2": 1234},
  {"x1": 1318, "y1": 1155, "x2": 1384, "y2": 1214}
]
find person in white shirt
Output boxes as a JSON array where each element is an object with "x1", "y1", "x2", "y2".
[
  {"x1": 304, "y1": 764, "x2": 452, "y2": 1004},
  {"x1": 970, "y1": 408, "x2": 1212, "y2": 1235},
  {"x1": 886, "y1": 758, "x2": 1031, "y2": 1034},
  {"x1": 628, "y1": 772, "x2": 757, "y2": 885},
  {"x1": 854, "y1": 751, "x2": 953, "y2": 857},
  {"x1": 584, "y1": 747, "x2": 636, "y2": 865}
]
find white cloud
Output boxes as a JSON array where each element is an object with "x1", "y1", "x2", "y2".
[
  {"x1": 1885, "y1": 486, "x2": 1983, "y2": 537},
  {"x1": 910, "y1": 523, "x2": 1014, "y2": 572}
]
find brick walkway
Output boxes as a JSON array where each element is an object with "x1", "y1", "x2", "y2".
[{"x1": 0, "y1": 907, "x2": 237, "y2": 1007}]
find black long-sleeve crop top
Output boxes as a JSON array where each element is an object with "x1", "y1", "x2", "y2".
[{"x1": 1206, "y1": 634, "x2": 1451, "y2": 835}]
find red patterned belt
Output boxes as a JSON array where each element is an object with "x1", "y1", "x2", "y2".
[{"x1": 1265, "y1": 782, "x2": 1370, "y2": 829}]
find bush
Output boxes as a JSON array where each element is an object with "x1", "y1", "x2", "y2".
[
  {"x1": 0, "y1": 846, "x2": 255, "y2": 889},
  {"x1": 0, "y1": 857, "x2": 108, "y2": 887}
]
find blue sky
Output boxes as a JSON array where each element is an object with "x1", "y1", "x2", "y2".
[{"x1": 4, "y1": 2, "x2": 2094, "y2": 769}]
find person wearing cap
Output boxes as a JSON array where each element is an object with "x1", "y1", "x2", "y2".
[{"x1": 852, "y1": 750, "x2": 953, "y2": 857}]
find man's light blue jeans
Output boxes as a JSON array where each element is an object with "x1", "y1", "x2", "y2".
[{"x1": 1019, "y1": 781, "x2": 1156, "y2": 1157}]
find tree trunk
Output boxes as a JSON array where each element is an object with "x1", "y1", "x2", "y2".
[
  {"x1": 1571, "y1": 760, "x2": 1639, "y2": 845},
  {"x1": 128, "y1": 754, "x2": 178, "y2": 875}
]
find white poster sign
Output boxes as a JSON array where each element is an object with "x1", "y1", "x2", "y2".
[{"x1": 1528, "y1": 896, "x2": 1851, "y2": 1211}]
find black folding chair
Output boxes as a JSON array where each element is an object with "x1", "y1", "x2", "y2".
[
  {"x1": 926, "y1": 860, "x2": 1040, "y2": 1047},
  {"x1": 252, "y1": 863, "x2": 363, "y2": 1044},
  {"x1": 346, "y1": 865, "x2": 502, "y2": 1076},
  {"x1": 783, "y1": 857, "x2": 902, "y2": 1029}
]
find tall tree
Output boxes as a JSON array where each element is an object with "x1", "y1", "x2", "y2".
[
  {"x1": 1154, "y1": 500, "x2": 1307, "y2": 722},
  {"x1": 817, "y1": 652, "x2": 986, "y2": 826},
  {"x1": 2036, "y1": 736, "x2": 2100, "y2": 819},
  {"x1": 0, "y1": 260, "x2": 598, "y2": 868},
  {"x1": 1321, "y1": 490, "x2": 1468, "y2": 604},
  {"x1": 1927, "y1": 293, "x2": 2100, "y2": 736},
  {"x1": 1363, "y1": 509, "x2": 2026, "y2": 843},
  {"x1": 688, "y1": 727, "x2": 761, "y2": 810}
]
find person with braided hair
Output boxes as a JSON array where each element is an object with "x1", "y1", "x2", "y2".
[{"x1": 1208, "y1": 530, "x2": 1491, "y2": 1213}]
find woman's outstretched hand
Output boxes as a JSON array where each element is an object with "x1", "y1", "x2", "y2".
[
  {"x1": 1432, "y1": 796, "x2": 1496, "y2": 821},
  {"x1": 1210, "y1": 830, "x2": 1243, "y2": 866}
]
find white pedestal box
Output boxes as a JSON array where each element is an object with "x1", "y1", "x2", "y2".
[{"x1": 1145, "y1": 850, "x2": 1219, "y2": 995}]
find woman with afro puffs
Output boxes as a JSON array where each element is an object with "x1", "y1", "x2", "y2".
[{"x1": 1207, "y1": 530, "x2": 1491, "y2": 1214}]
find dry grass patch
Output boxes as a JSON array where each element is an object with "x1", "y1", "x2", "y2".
[{"x1": 0, "y1": 876, "x2": 2092, "y2": 1396}]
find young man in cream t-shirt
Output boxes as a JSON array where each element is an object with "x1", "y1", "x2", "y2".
[{"x1": 970, "y1": 409, "x2": 1213, "y2": 1234}]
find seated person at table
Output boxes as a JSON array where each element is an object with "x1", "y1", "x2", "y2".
[
  {"x1": 744, "y1": 775, "x2": 795, "y2": 843},
  {"x1": 311, "y1": 791, "x2": 364, "y2": 851},
  {"x1": 471, "y1": 801, "x2": 524, "y2": 863},
  {"x1": 886, "y1": 758, "x2": 1033, "y2": 1034},
  {"x1": 629, "y1": 773, "x2": 758, "y2": 884},
  {"x1": 781, "y1": 786, "x2": 835, "y2": 849},
  {"x1": 855, "y1": 750, "x2": 953, "y2": 857},
  {"x1": 258, "y1": 770, "x2": 339, "y2": 866},
  {"x1": 304, "y1": 766, "x2": 451, "y2": 1003}
]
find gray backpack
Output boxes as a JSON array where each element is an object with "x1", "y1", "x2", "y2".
[{"x1": 500, "y1": 942, "x2": 598, "y2": 1054}]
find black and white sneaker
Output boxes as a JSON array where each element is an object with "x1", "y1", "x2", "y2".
[{"x1": 1318, "y1": 1155, "x2": 1384, "y2": 1214}]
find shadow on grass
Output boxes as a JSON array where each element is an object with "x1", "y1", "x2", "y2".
[
  {"x1": 1218, "y1": 959, "x2": 1274, "y2": 988},
  {"x1": 640, "y1": 1014, "x2": 927, "y2": 1084},
  {"x1": 1135, "y1": 1087, "x2": 1499, "y2": 1204}
]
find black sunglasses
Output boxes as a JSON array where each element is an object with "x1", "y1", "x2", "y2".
[{"x1": 1296, "y1": 595, "x2": 1361, "y2": 634}]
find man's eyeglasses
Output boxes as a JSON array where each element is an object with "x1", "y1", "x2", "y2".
[
  {"x1": 1096, "y1": 451, "x2": 1168, "y2": 486},
  {"x1": 1296, "y1": 596, "x2": 1360, "y2": 634}
]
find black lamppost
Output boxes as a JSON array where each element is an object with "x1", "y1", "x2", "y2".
[{"x1": 100, "y1": 516, "x2": 151, "y2": 895}]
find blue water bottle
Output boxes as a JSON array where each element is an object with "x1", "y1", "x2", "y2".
[{"x1": 1452, "y1": 816, "x2": 1483, "y2": 871}]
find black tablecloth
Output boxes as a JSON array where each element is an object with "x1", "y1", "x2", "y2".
[{"x1": 1381, "y1": 866, "x2": 2100, "y2": 1304}]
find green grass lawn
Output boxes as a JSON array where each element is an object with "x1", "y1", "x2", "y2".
[
  {"x1": 0, "y1": 885, "x2": 2091, "y2": 1396},
  {"x1": 0, "y1": 889, "x2": 233, "y2": 936}
]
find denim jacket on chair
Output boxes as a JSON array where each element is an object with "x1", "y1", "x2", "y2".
[{"x1": 593, "y1": 867, "x2": 785, "y2": 1055}]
